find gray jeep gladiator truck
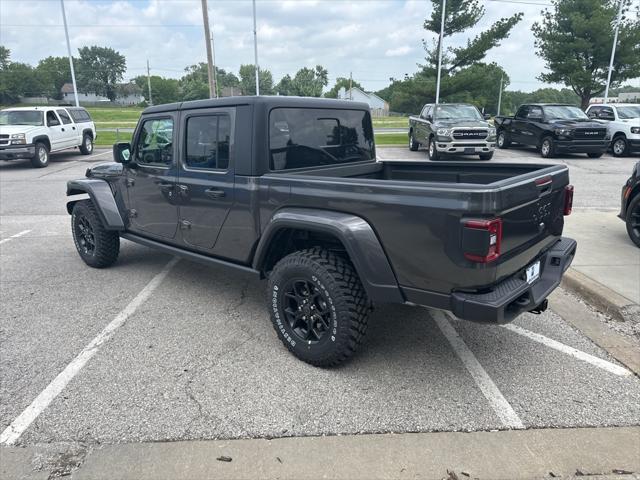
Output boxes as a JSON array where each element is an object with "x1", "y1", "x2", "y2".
[
  {"x1": 408, "y1": 103, "x2": 496, "y2": 160},
  {"x1": 66, "y1": 96, "x2": 576, "y2": 367}
]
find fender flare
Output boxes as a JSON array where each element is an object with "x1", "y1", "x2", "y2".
[
  {"x1": 81, "y1": 128, "x2": 94, "y2": 139},
  {"x1": 32, "y1": 135, "x2": 50, "y2": 150},
  {"x1": 253, "y1": 208, "x2": 403, "y2": 304},
  {"x1": 66, "y1": 179, "x2": 125, "y2": 230}
]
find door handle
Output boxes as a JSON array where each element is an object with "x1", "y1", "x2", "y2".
[
  {"x1": 72, "y1": 126, "x2": 76, "y2": 130},
  {"x1": 205, "y1": 188, "x2": 225, "y2": 199},
  {"x1": 61, "y1": 128, "x2": 65, "y2": 132}
]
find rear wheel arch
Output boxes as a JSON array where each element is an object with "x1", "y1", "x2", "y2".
[{"x1": 82, "y1": 128, "x2": 94, "y2": 139}]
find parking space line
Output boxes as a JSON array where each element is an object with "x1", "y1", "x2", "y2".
[
  {"x1": 432, "y1": 311, "x2": 525, "y2": 429},
  {"x1": 502, "y1": 324, "x2": 632, "y2": 377},
  {"x1": 0, "y1": 257, "x2": 179, "y2": 446},
  {"x1": 0, "y1": 230, "x2": 31, "y2": 245}
]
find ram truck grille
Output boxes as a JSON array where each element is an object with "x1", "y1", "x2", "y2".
[
  {"x1": 452, "y1": 129, "x2": 488, "y2": 140},
  {"x1": 573, "y1": 128, "x2": 606, "y2": 139}
]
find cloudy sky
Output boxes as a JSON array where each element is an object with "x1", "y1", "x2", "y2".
[{"x1": 1, "y1": 0, "x2": 639, "y2": 93}]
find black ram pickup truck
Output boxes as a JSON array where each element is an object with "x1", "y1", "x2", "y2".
[
  {"x1": 66, "y1": 96, "x2": 576, "y2": 367},
  {"x1": 494, "y1": 104, "x2": 609, "y2": 158}
]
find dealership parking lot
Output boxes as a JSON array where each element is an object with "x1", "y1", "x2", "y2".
[{"x1": 1, "y1": 148, "x2": 639, "y2": 452}]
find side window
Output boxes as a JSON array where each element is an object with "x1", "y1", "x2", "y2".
[
  {"x1": 134, "y1": 118, "x2": 174, "y2": 166},
  {"x1": 184, "y1": 114, "x2": 231, "y2": 170},
  {"x1": 46, "y1": 111, "x2": 60, "y2": 127},
  {"x1": 421, "y1": 105, "x2": 431, "y2": 119},
  {"x1": 587, "y1": 106, "x2": 600, "y2": 118},
  {"x1": 528, "y1": 106, "x2": 543, "y2": 119},
  {"x1": 600, "y1": 107, "x2": 615, "y2": 120},
  {"x1": 57, "y1": 109, "x2": 72, "y2": 124},
  {"x1": 515, "y1": 105, "x2": 529, "y2": 119}
]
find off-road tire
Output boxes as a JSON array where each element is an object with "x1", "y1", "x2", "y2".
[
  {"x1": 540, "y1": 136, "x2": 555, "y2": 158},
  {"x1": 31, "y1": 142, "x2": 49, "y2": 168},
  {"x1": 625, "y1": 194, "x2": 640, "y2": 248},
  {"x1": 79, "y1": 133, "x2": 94, "y2": 155},
  {"x1": 428, "y1": 136, "x2": 440, "y2": 160},
  {"x1": 267, "y1": 248, "x2": 370, "y2": 367},
  {"x1": 497, "y1": 130, "x2": 511, "y2": 149},
  {"x1": 409, "y1": 132, "x2": 419, "y2": 151},
  {"x1": 612, "y1": 135, "x2": 628, "y2": 157},
  {"x1": 587, "y1": 152, "x2": 604, "y2": 158},
  {"x1": 479, "y1": 152, "x2": 494, "y2": 161},
  {"x1": 71, "y1": 200, "x2": 120, "y2": 268}
]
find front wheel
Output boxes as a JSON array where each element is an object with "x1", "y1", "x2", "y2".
[
  {"x1": 540, "y1": 136, "x2": 555, "y2": 158},
  {"x1": 72, "y1": 200, "x2": 120, "y2": 268},
  {"x1": 409, "y1": 132, "x2": 419, "y2": 151},
  {"x1": 612, "y1": 136, "x2": 628, "y2": 157},
  {"x1": 267, "y1": 248, "x2": 370, "y2": 367},
  {"x1": 428, "y1": 137, "x2": 439, "y2": 160},
  {"x1": 497, "y1": 130, "x2": 511, "y2": 149},
  {"x1": 626, "y1": 195, "x2": 640, "y2": 248},
  {"x1": 79, "y1": 134, "x2": 94, "y2": 155},
  {"x1": 587, "y1": 152, "x2": 604, "y2": 158},
  {"x1": 31, "y1": 142, "x2": 49, "y2": 168},
  {"x1": 479, "y1": 152, "x2": 494, "y2": 161}
]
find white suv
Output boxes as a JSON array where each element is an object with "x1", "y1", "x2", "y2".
[
  {"x1": 0, "y1": 106, "x2": 97, "y2": 168},
  {"x1": 585, "y1": 103, "x2": 640, "y2": 157}
]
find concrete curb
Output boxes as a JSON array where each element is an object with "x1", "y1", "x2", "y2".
[{"x1": 561, "y1": 268, "x2": 639, "y2": 322}]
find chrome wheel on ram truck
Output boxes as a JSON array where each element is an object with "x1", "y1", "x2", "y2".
[
  {"x1": 409, "y1": 132, "x2": 419, "y2": 151},
  {"x1": 80, "y1": 134, "x2": 94, "y2": 155},
  {"x1": 612, "y1": 136, "x2": 628, "y2": 157},
  {"x1": 72, "y1": 200, "x2": 120, "y2": 268},
  {"x1": 497, "y1": 130, "x2": 510, "y2": 149},
  {"x1": 540, "y1": 137, "x2": 555, "y2": 158},
  {"x1": 31, "y1": 142, "x2": 49, "y2": 168},
  {"x1": 428, "y1": 137, "x2": 439, "y2": 160},
  {"x1": 626, "y1": 195, "x2": 640, "y2": 248},
  {"x1": 267, "y1": 248, "x2": 370, "y2": 367}
]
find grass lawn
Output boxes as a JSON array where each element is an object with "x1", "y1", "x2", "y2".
[
  {"x1": 95, "y1": 130, "x2": 132, "y2": 146},
  {"x1": 374, "y1": 132, "x2": 408, "y2": 146},
  {"x1": 371, "y1": 116, "x2": 409, "y2": 128}
]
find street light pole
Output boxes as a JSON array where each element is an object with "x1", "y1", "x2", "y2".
[
  {"x1": 200, "y1": 0, "x2": 216, "y2": 99},
  {"x1": 604, "y1": 0, "x2": 624, "y2": 104},
  {"x1": 252, "y1": 0, "x2": 260, "y2": 95},
  {"x1": 435, "y1": 0, "x2": 446, "y2": 104},
  {"x1": 497, "y1": 74, "x2": 503, "y2": 116},
  {"x1": 146, "y1": 59, "x2": 153, "y2": 106},
  {"x1": 60, "y1": 0, "x2": 79, "y2": 107}
]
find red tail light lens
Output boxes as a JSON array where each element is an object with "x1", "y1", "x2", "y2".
[
  {"x1": 464, "y1": 218, "x2": 502, "y2": 263},
  {"x1": 564, "y1": 185, "x2": 574, "y2": 216}
]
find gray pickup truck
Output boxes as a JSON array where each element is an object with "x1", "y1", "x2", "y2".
[
  {"x1": 409, "y1": 103, "x2": 497, "y2": 160},
  {"x1": 66, "y1": 96, "x2": 576, "y2": 367}
]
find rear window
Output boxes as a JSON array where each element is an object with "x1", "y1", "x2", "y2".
[
  {"x1": 67, "y1": 108, "x2": 92, "y2": 123},
  {"x1": 269, "y1": 108, "x2": 375, "y2": 171}
]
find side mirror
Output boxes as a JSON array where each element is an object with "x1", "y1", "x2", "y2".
[
  {"x1": 426, "y1": 115, "x2": 433, "y2": 122},
  {"x1": 484, "y1": 113, "x2": 491, "y2": 120},
  {"x1": 113, "y1": 142, "x2": 132, "y2": 165}
]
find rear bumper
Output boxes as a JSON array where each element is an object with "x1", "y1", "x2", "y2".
[
  {"x1": 0, "y1": 145, "x2": 35, "y2": 160},
  {"x1": 403, "y1": 237, "x2": 577, "y2": 324},
  {"x1": 554, "y1": 139, "x2": 608, "y2": 153}
]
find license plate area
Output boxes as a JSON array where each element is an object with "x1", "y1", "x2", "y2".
[
  {"x1": 526, "y1": 260, "x2": 541, "y2": 284},
  {"x1": 464, "y1": 147, "x2": 475, "y2": 154}
]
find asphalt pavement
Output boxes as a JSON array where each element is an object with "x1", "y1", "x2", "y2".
[{"x1": 1, "y1": 147, "x2": 639, "y2": 478}]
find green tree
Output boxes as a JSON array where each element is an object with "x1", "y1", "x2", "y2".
[
  {"x1": 533, "y1": 0, "x2": 640, "y2": 110},
  {"x1": 276, "y1": 66, "x2": 329, "y2": 97},
  {"x1": 276, "y1": 74, "x2": 294, "y2": 96},
  {"x1": 133, "y1": 75, "x2": 180, "y2": 105},
  {"x1": 179, "y1": 63, "x2": 240, "y2": 100},
  {"x1": 36, "y1": 56, "x2": 71, "y2": 100},
  {"x1": 76, "y1": 46, "x2": 126, "y2": 101},
  {"x1": 0, "y1": 62, "x2": 45, "y2": 104},
  {"x1": 238, "y1": 64, "x2": 274, "y2": 95},
  {"x1": 324, "y1": 77, "x2": 363, "y2": 98},
  {"x1": 0, "y1": 46, "x2": 10, "y2": 70}
]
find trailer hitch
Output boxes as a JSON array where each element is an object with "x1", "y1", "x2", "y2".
[{"x1": 529, "y1": 299, "x2": 548, "y2": 315}]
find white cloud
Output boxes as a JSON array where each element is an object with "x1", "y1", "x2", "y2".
[{"x1": 385, "y1": 45, "x2": 412, "y2": 57}]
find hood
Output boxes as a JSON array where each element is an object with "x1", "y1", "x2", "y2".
[
  {"x1": 434, "y1": 119, "x2": 491, "y2": 129},
  {"x1": 547, "y1": 119, "x2": 605, "y2": 129},
  {"x1": 0, "y1": 125, "x2": 41, "y2": 135}
]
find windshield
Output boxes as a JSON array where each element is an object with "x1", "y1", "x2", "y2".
[
  {"x1": 617, "y1": 106, "x2": 640, "y2": 119},
  {"x1": 543, "y1": 106, "x2": 589, "y2": 120},
  {"x1": 433, "y1": 105, "x2": 482, "y2": 121},
  {"x1": 0, "y1": 110, "x2": 44, "y2": 126}
]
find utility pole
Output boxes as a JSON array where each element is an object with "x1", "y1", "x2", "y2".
[
  {"x1": 252, "y1": 0, "x2": 260, "y2": 95},
  {"x1": 200, "y1": 0, "x2": 216, "y2": 99},
  {"x1": 435, "y1": 0, "x2": 446, "y2": 104},
  {"x1": 349, "y1": 72, "x2": 353, "y2": 100},
  {"x1": 497, "y1": 74, "x2": 503, "y2": 116},
  {"x1": 604, "y1": 0, "x2": 624, "y2": 104},
  {"x1": 146, "y1": 59, "x2": 153, "y2": 106},
  {"x1": 211, "y1": 35, "x2": 218, "y2": 98},
  {"x1": 60, "y1": 0, "x2": 79, "y2": 107}
]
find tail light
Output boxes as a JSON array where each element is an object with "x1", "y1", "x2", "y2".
[
  {"x1": 564, "y1": 185, "x2": 574, "y2": 215},
  {"x1": 463, "y1": 218, "x2": 502, "y2": 263}
]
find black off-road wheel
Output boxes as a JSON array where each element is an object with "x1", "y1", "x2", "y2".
[
  {"x1": 79, "y1": 133, "x2": 94, "y2": 155},
  {"x1": 267, "y1": 248, "x2": 370, "y2": 367},
  {"x1": 72, "y1": 200, "x2": 120, "y2": 268},
  {"x1": 479, "y1": 152, "x2": 494, "y2": 160},
  {"x1": 31, "y1": 142, "x2": 49, "y2": 168},
  {"x1": 626, "y1": 194, "x2": 640, "y2": 248}
]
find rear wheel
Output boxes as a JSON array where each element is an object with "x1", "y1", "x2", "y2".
[
  {"x1": 626, "y1": 194, "x2": 640, "y2": 248},
  {"x1": 428, "y1": 136, "x2": 439, "y2": 160},
  {"x1": 540, "y1": 136, "x2": 555, "y2": 158},
  {"x1": 72, "y1": 200, "x2": 120, "y2": 268},
  {"x1": 497, "y1": 130, "x2": 511, "y2": 149},
  {"x1": 612, "y1": 135, "x2": 628, "y2": 157},
  {"x1": 409, "y1": 132, "x2": 419, "y2": 151},
  {"x1": 30, "y1": 142, "x2": 49, "y2": 168},
  {"x1": 479, "y1": 152, "x2": 494, "y2": 161},
  {"x1": 587, "y1": 152, "x2": 603, "y2": 158},
  {"x1": 79, "y1": 133, "x2": 94, "y2": 155},
  {"x1": 267, "y1": 248, "x2": 370, "y2": 367}
]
